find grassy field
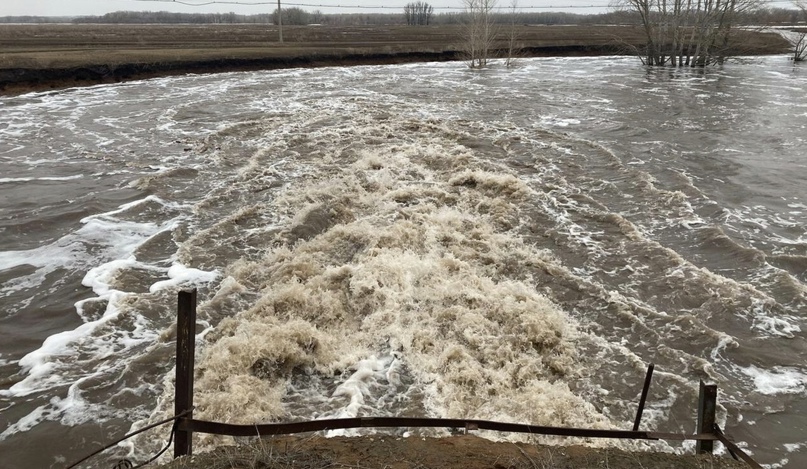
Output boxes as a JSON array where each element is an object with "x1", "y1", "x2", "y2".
[{"x1": 0, "y1": 24, "x2": 791, "y2": 93}]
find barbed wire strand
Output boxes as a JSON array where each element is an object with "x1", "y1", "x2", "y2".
[
  {"x1": 130, "y1": 0, "x2": 616, "y2": 9},
  {"x1": 130, "y1": 419, "x2": 179, "y2": 469},
  {"x1": 64, "y1": 408, "x2": 193, "y2": 469}
]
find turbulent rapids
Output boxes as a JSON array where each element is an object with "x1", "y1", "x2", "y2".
[{"x1": 1, "y1": 57, "x2": 806, "y2": 468}]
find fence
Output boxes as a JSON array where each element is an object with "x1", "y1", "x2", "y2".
[
  {"x1": 66, "y1": 289, "x2": 765, "y2": 468},
  {"x1": 171, "y1": 289, "x2": 763, "y2": 468}
]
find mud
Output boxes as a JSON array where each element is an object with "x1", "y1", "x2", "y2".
[{"x1": 159, "y1": 434, "x2": 749, "y2": 469}]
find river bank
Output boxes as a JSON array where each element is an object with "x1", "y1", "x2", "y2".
[
  {"x1": 0, "y1": 24, "x2": 791, "y2": 94},
  {"x1": 157, "y1": 434, "x2": 749, "y2": 469}
]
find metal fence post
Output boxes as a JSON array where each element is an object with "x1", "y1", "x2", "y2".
[
  {"x1": 696, "y1": 380, "x2": 717, "y2": 454},
  {"x1": 632, "y1": 363, "x2": 655, "y2": 431},
  {"x1": 174, "y1": 289, "x2": 197, "y2": 458}
]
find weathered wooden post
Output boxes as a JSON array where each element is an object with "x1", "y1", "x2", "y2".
[
  {"x1": 632, "y1": 363, "x2": 655, "y2": 431},
  {"x1": 696, "y1": 380, "x2": 717, "y2": 454},
  {"x1": 174, "y1": 289, "x2": 197, "y2": 458},
  {"x1": 277, "y1": 0, "x2": 283, "y2": 43}
]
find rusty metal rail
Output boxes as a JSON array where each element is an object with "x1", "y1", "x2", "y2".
[
  {"x1": 715, "y1": 426, "x2": 765, "y2": 469},
  {"x1": 179, "y1": 415, "x2": 718, "y2": 441}
]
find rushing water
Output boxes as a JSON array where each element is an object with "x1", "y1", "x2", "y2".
[{"x1": 0, "y1": 55, "x2": 805, "y2": 469}]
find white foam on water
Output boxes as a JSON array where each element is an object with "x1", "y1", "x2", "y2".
[
  {"x1": 0, "y1": 195, "x2": 190, "y2": 420},
  {"x1": 80, "y1": 195, "x2": 179, "y2": 222},
  {"x1": 740, "y1": 366, "x2": 807, "y2": 396},
  {"x1": 149, "y1": 263, "x2": 219, "y2": 293},
  {"x1": 332, "y1": 357, "x2": 390, "y2": 418},
  {"x1": 0, "y1": 196, "x2": 179, "y2": 296},
  {"x1": 541, "y1": 116, "x2": 581, "y2": 127},
  {"x1": 0, "y1": 372, "x2": 108, "y2": 439},
  {"x1": 0, "y1": 174, "x2": 85, "y2": 184},
  {"x1": 766, "y1": 458, "x2": 791, "y2": 469},
  {"x1": 679, "y1": 218, "x2": 708, "y2": 229},
  {"x1": 0, "y1": 144, "x2": 27, "y2": 155},
  {"x1": 0, "y1": 218, "x2": 171, "y2": 293},
  {"x1": 1, "y1": 298, "x2": 126, "y2": 398},
  {"x1": 79, "y1": 257, "x2": 165, "y2": 302},
  {"x1": 0, "y1": 122, "x2": 39, "y2": 138},
  {"x1": 751, "y1": 303, "x2": 802, "y2": 338},
  {"x1": 769, "y1": 233, "x2": 807, "y2": 247}
]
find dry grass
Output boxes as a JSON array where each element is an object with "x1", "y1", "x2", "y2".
[
  {"x1": 155, "y1": 435, "x2": 750, "y2": 469},
  {"x1": 0, "y1": 23, "x2": 789, "y2": 69},
  {"x1": 0, "y1": 23, "x2": 790, "y2": 94}
]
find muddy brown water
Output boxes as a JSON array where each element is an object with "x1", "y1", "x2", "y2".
[{"x1": 0, "y1": 56, "x2": 805, "y2": 468}]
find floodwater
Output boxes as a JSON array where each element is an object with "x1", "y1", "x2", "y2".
[{"x1": 0, "y1": 56, "x2": 805, "y2": 469}]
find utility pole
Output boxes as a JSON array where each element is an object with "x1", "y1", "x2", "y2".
[{"x1": 277, "y1": 0, "x2": 283, "y2": 43}]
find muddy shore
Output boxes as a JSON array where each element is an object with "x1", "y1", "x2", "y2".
[
  {"x1": 0, "y1": 24, "x2": 791, "y2": 94},
  {"x1": 156, "y1": 434, "x2": 750, "y2": 469}
]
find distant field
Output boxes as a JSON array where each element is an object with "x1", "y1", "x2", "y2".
[
  {"x1": 0, "y1": 24, "x2": 790, "y2": 93},
  {"x1": 0, "y1": 23, "x2": 649, "y2": 68}
]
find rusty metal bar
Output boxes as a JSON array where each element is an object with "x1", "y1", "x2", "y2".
[
  {"x1": 174, "y1": 289, "x2": 197, "y2": 458},
  {"x1": 714, "y1": 426, "x2": 764, "y2": 469},
  {"x1": 177, "y1": 416, "x2": 717, "y2": 442},
  {"x1": 632, "y1": 363, "x2": 655, "y2": 431},
  {"x1": 696, "y1": 381, "x2": 717, "y2": 455}
]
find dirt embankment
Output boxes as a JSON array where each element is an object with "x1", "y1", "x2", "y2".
[
  {"x1": 0, "y1": 24, "x2": 791, "y2": 94},
  {"x1": 157, "y1": 434, "x2": 750, "y2": 469}
]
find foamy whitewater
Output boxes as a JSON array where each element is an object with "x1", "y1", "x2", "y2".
[{"x1": 1, "y1": 56, "x2": 805, "y2": 469}]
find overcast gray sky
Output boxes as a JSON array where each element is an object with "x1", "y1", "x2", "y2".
[{"x1": 0, "y1": 0, "x2": 613, "y2": 17}]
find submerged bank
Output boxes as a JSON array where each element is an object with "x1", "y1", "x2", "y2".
[{"x1": 0, "y1": 46, "x2": 608, "y2": 95}]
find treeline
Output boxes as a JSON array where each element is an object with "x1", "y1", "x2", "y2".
[
  {"x1": 72, "y1": 11, "x2": 274, "y2": 24},
  {"x1": 67, "y1": 10, "x2": 605, "y2": 26},
  {"x1": 1, "y1": 7, "x2": 804, "y2": 26},
  {"x1": 0, "y1": 16, "x2": 73, "y2": 23},
  {"x1": 4, "y1": 10, "x2": 637, "y2": 26},
  {"x1": 737, "y1": 7, "x2": 805, "y2": 24}
]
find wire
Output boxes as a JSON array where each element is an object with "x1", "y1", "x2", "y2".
[
  {"x1": 131, "y1": 419, "x2": 179, "y2": 469},
  {"x1": 129, "y1": 0, "x2": 800, "y2": 9},
  {"x1": 64, "y1": 408, "x2": 193, "y2": 469},
  {"x1": 129, "y1": 0, "x2": 621, "y2": 9}
]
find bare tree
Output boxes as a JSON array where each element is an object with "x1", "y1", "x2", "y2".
[
  {"x1": 463, "y1": 0, "x2": 498, "y2": 68},
  {"x1": 404, "y1": 2, "x2": 434, "y2": 26},
  {"x1": 273, "y1": 6, "x2": 311, "y2": 27},
  {"x1": 794, "y1": 0, "x2": 807, "y2": 61},
  {"x1": 404, "y1": 3, "x2": 415, "y2": 25},
  {"x1": 616, "y1": 0, "x2": 761, "y2": 66},
  {"x1": 310, "y1": 9, "x2": 324, "y2": 24},
  {"x1": 504, "y1": 0, "x2": 522, "y2": 67}
]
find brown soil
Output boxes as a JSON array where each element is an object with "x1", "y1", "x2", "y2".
[
  {"x1": 0, "y1": 24, "x2": 791, "y2": 95},
  {"x1": 157, "y1": 434, "x2": 749, "y2": 469}
]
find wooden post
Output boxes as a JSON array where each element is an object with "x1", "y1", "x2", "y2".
[
  {"x1": 174, "y1": 289, "x2": 197, "y2": 458},
  {"x1": 632, "y1": 363, "x2": 654, "y2": 431},
  {"x1": 696, "y1": 380, "x2": 717, "y2": 454},
  {"x1": 277, "y1": 0, "x2": 283, "y2": 43}
]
